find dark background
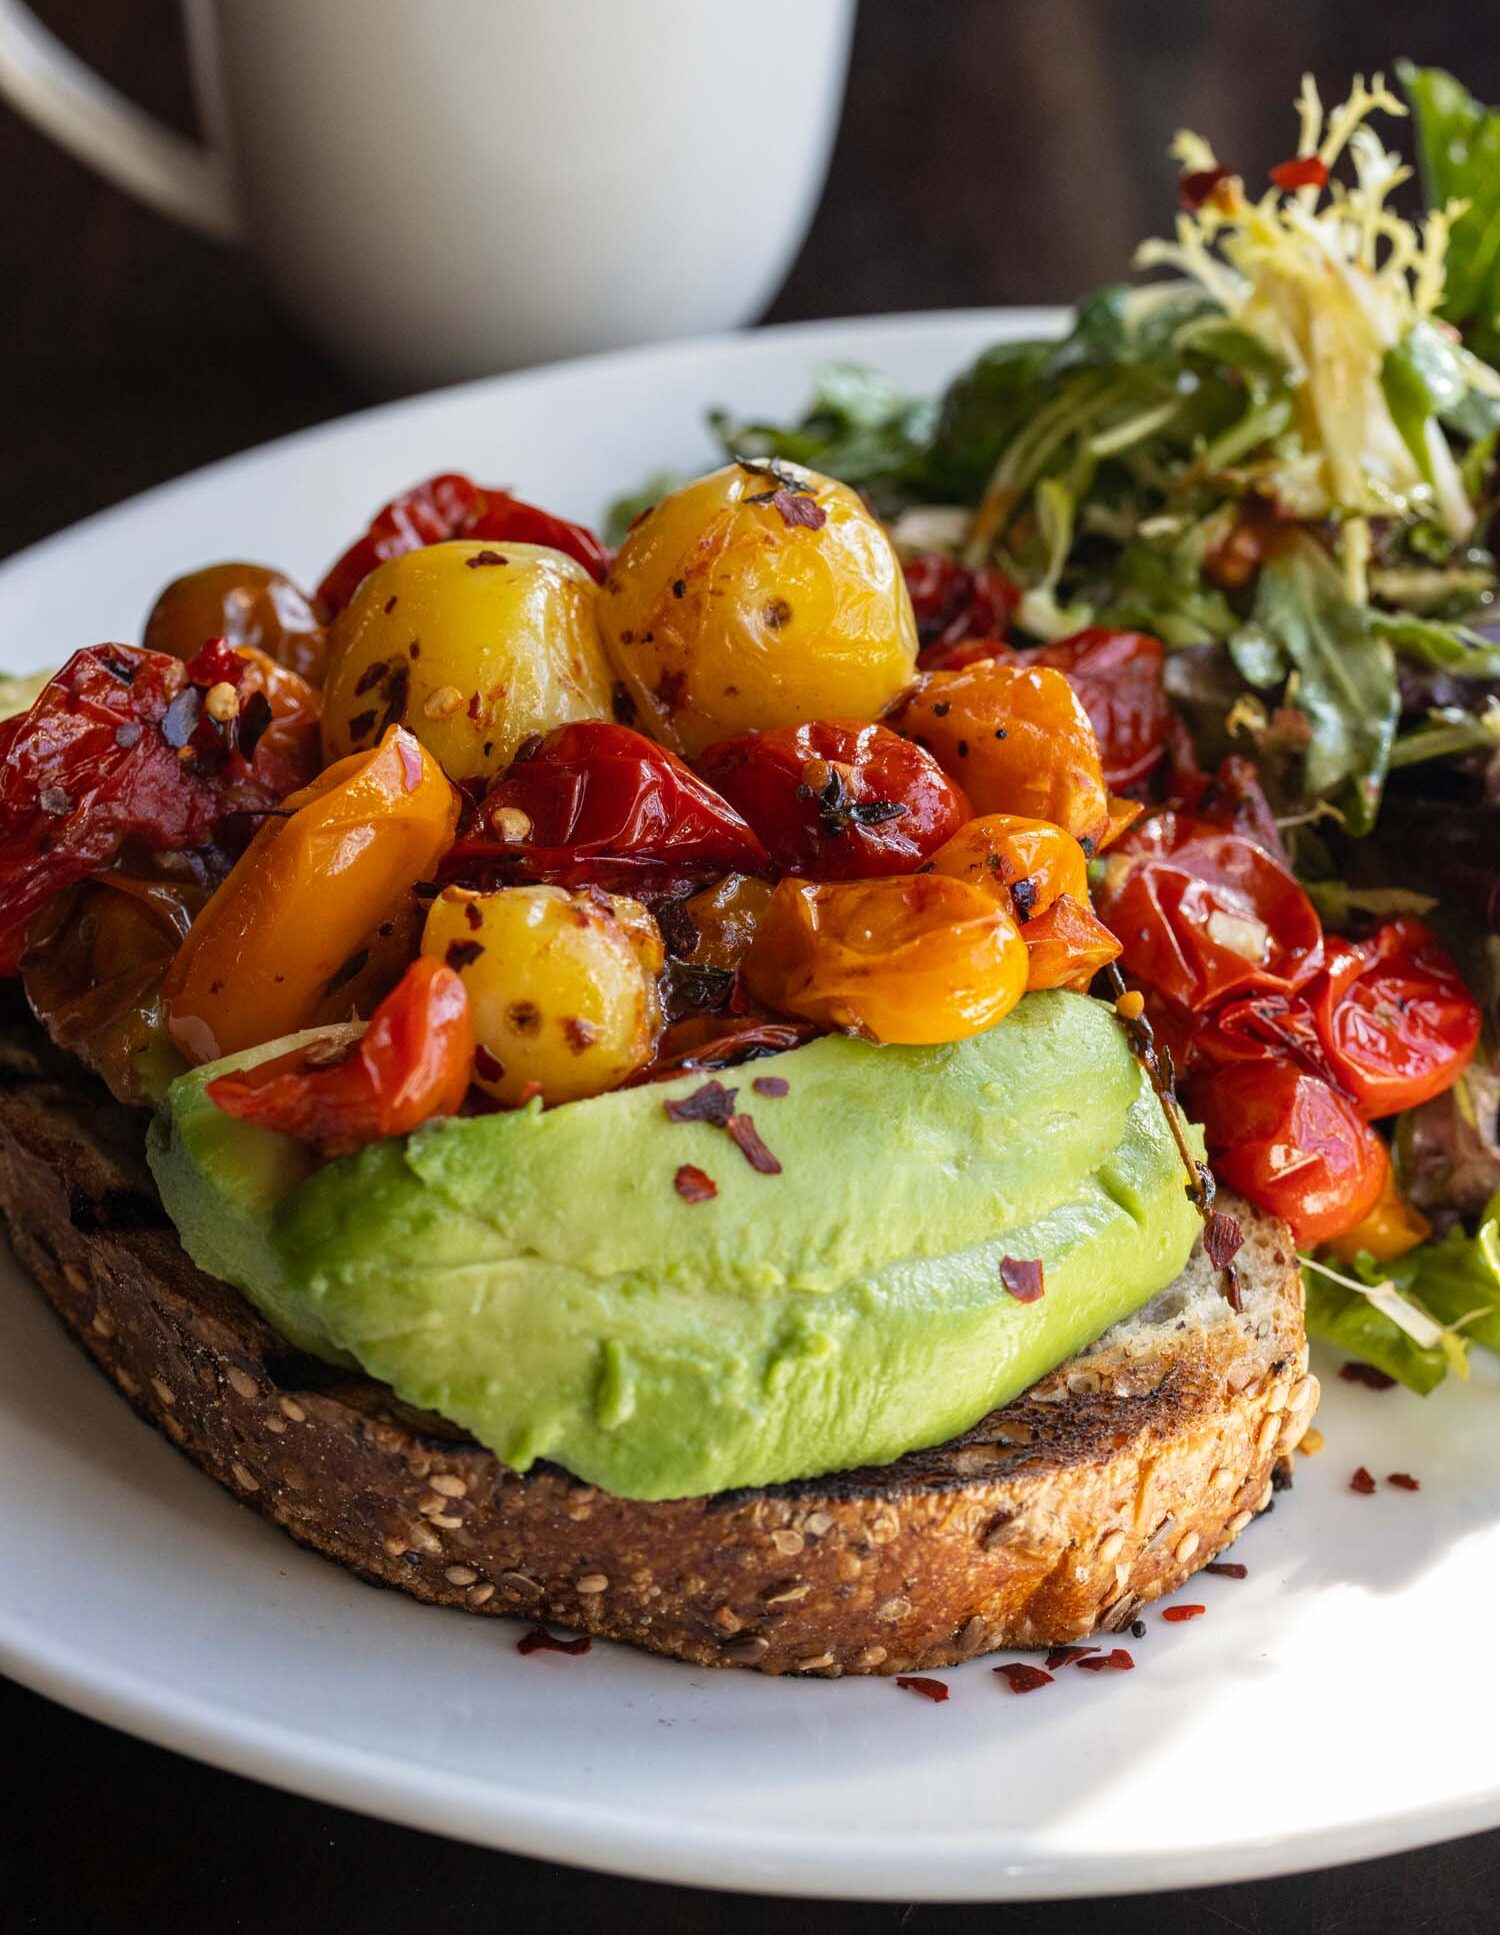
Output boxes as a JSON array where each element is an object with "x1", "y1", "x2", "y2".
[{"x1": 3, "y1": 3, "x2": 1499, "y2": 1930}]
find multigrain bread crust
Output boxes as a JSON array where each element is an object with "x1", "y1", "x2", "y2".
[{"x1": 0, "y1": 1001, "x2": 1317, "y2": 1676}]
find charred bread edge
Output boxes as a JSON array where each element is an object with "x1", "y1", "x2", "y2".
[{"x1": 0, "y1": 1045, "x2": 1315, "y2": 1676}]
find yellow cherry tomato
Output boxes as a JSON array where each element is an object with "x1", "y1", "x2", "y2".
[
  {"x1": 928, "y1": 813, "x2": 1090, "y2": 924},
  {"x1": 598, "y1": 461, "x2": 918, "y2": 756},
  {"x1": 679, "y1": 873, "x2": 775, "y2": 973},
  {"x1": 1322, "y1": 1164, "x2": 1433, "y2": 1265},
  {"x1": 891, "y1": 661, "x2": 1110, "y2": 847},
  {"x1": 421, "y1": 884, "x2": 663, "y2": 1106},
  {"x1": 742, "y1": 873, "x2": 1028, "y2": 1046},
  {"x1": 321, "y1": 539, "x2": 614, "y2": 784},
  {"x1": 164, "y1": 727, "x2": 458, "y2": 1062}
]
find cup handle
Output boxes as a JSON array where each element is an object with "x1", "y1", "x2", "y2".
[{"x1": 0, "y1": 0, "x2": 239, "y2": 240}]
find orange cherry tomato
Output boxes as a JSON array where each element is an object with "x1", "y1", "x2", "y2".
[
  {"x1": 164, "y1": 726, "x2": 458, "y2": 1062},
  {"x1": 206, "y1": 957, "x2": 474, "y2": 1153},
  {"x1": 742, "y1": 872, "x2": 1027, "y2": 1045},
  {"x1": 890, "y1": 661, "x2": 1109, "y2": 848},
  {"x1": 1019, "y1": 894, "x2": 1123, "y2": 992},
  {"x1": 928, "y1": 813, "x2": 1089, "y2": 923}
]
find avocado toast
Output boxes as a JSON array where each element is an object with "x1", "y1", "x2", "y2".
[{"x1": 0, "y1": 985, "x2": 1307, "y2": 1674}]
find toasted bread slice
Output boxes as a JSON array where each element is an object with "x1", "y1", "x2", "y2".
[{"x1": 0, "y1": 1002, "x2": 1315, "y2": 1675}]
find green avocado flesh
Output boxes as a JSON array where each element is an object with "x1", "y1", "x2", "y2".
[{"x1": 147, "y1": 992, "x2": 1202, "y2": 1501}]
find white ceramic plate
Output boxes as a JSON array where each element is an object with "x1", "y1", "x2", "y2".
[{"x1": 3, "y1": 311, "x2": 1499, "y2": 1903}]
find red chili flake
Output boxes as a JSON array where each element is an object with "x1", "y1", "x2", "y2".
[
  {"x1": 1075, "y1": 1648, "x2": 1135, "y2": 1672},
  {"x1": 894, "y1": 1675, "x2": 949, "y2": 1704},
  {"x1": 444, "y1": 938, "x2": 485, "y2": 971},
  {"x1": 1179, "y1": 165, "x2": 1234, "y2": 211},
  {"x1": 674, "y1": 1164, "x2": 718, "y2": 1204},
  {"x1": 752, "y1": 1075, "x2": 790, "y2": 1098},
  {"x1": 726, "y1": 1112, "x2": 782, "y2": 1175},
  {"x1": 1387, "y1": 1472, "x2": 1421, "y2": 1492},
  {"x1": 1203, "y1": 1209, "x2": 1244, "y2": 1271},
  {"x1": 1205, "y1": 1562, "x2": 1248, "y2": 1579},
  {"x1": 1270, "y1": 155, "x2": 1329, "y2": 193},
  {"x1": 516, "y1": 1625, "x2": 592, "y2": 1656},
  {"x1": 1045, "y1": 1645, "x2": 1099, "y2": 1670},
  {"x1": 1339, "y1": 1361, "x2": 1396, "y2": 1391},
  {"x1": 663, "y1": 1079, "x2": 738, "y2": 1127},
  {"x1": 1349, "y1": 1466, "x2": 1377, "y2": 1495},
  {"x1": 516, "y1": 1079, "x2": 544, "y2": 1105},
  {"x1": 994, "y1": 1662, "x2": 1053, "y2": 1693},
  {"x1": 474, "y1": 1044, "x2": 505, "y2": 1084},
  {"x1": 1161, "y1": 1604, "x2": 1206, "y2": 1623},
  {"x1": 999, "y1": 1256, "x2": 1045, "y2": 1303},
  {"x1": 465, "y1": 549, "x2": 509, "y2": 567},
  {"x1": 770, "y1": 489, "x2": 827, "y2": 530}
]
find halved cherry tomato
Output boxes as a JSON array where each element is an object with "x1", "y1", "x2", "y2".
[
  {"x1": 164, "y1": 726, "x2": 459, "y2": 1062},
  {"x1": 742, "y1": 872, "x2": 1028, "y2": 1045},
  {"x1": 1019, "y1": 894, "x2": 1122, "y2": 992},
  {"x1": 1182, "y1": 1054, "x2": 1389, "y2": 1245},
  {"x1": 448, "y1": 721, "x2": 767, "y2": 900},
  {"x1": 206, "y1": 957, "x2": 474, "y2": 1153},
  {"x1": 890, "y1": 661, "x2": 1110, "y2": 847},
  {"x1": 1310, "y1": 919, "x2": 1480, "y2": 1118},
  {"x1": 928, "y1": 813, "x2": 1088, "y2": 922},
  {"x1": 696, "y1": 720, "x2": 969, "y2": 879},
  {"x1": 317, "y1": 473, "x2": 608, "y2": 612},
  {"x1": 1093, "y1": 812, "x2": 1324, "y2": 1012},
  {"x1": 904, "y1": 555, "x2": 1020, "y2": 660},
  {"x1": 996, "y1": 630, "x2": 1169, "y2": 794},
  {"x1": 0, "y1": 642, "x2": 319, "y2": 976}
]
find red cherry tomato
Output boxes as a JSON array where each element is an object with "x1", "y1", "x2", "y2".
[
  {"x1": 1310, "y1": 919, "x2": 1481, "y2": 1117},
  {"x1": 904, "y1": 555, "x2": 1020, "y2": 662},
  {"x1": 1178, "y1": 989, "x2": 1343, "y2": 1089},
  {"x1": 206, "y1": 956, "x2": 474, "y2": 1153},
  {"x1": 1093, "y1": 811, "x2": 1324, "y2": 1013},
  {"x1": 317, "y1": 473, "x2": 609, "y2": 611},
  {"x1": 447, "y1": 721, "x2": 768, "y2": 899},
  {"x1": 1003, "y1": 629, "x2": 1169, "y2": 793},
  {"x1": 696, "y1": 720, "x2": 971, "y2": 880},
  {"x1": 1183, "y1": 1054, "x2": 1390, "y2": 1245},
  {"x1": 0, "y1": 642, "x2": 320, "y2": 976}
]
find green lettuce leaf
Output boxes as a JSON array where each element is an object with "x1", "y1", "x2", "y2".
[
  {"x1": 1386, "y1": 1194, "x2": 1500, "y2": 1352},
  {"x1": 1303, "y1": 1270, "x2": 1453, "y2": 1394},
  {"x1": 1400, "y1": 62, "x2": 1500, "y2": 363},
  {"x1": 708, "y1": 362, "x2": 936, "y2": 504}
]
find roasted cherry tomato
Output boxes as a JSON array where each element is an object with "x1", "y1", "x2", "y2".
[
  {"x1": 904, "y1": 554, "x2": 1020, "y2": 659},
  {"x1": 598, "y1": 462, "x2": 918, "y2": 757},
  {"x1": 742, "y1": 872, "x2": 1028, "y2": 1045},
  {"x1": 1310, "y1": 919, "x2": 1481, "y2": 1118},
  {"x1": 1183, "y1": 1055, "x2": 1389, "y2": 1245},
  {"x1": 144, "y1": 563, "x2": 328, "y2": 685},
  {"x1": 697, "y1": 720, "x2": 969, "y2": 879},
  {"x1": 0, "y1": 642, "x2": 319, "y2": 976},
  {"x1": 628, "y1": 1012, "x2": 819, "y2": 1083},
  {"x1": 1178, "y1": 988, "x2": 1341, "y2": 1087},
  {"x1": 1093, "y1": 811, "x2": 1324, "y2": 1013},
  {"x1": 1018, "y1": 894, "x2": 1122, "y2": 992},
  {"x1": 164, "y1": 727, "x2": 458, "y2": 1062},
  {"x1": 422, "y1": 882, "x2": 663, "y2": 1106},
  {"x1": 999, "y1": 629, "x2": 1169, "y2": 793},
  {"x1": 890, "y1": 661, "x2": 1110, "y2": 848},
  {"x1": 317, "y1": 472, "x2": 608, "y2": 612},
  {"x1": 449, "y1": 721, "x2": 768, "y2": 899},
  {"x1": 1321, "y1": 1161, "x2": 1432, "y2": 1265},
  {"x1": 206, "y1": 957, "x2": 474, "y2": 1154},
  {"x1": 673, "y1": 874, "x2": 776, "y2": 972},
  {"x1": 928, "y1": 813, "x2": 1089, "y2": 923}
]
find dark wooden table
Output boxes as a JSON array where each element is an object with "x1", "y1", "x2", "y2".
[{"x1": 3, "y1": 4, "x2": 1499, "y2": 1928}]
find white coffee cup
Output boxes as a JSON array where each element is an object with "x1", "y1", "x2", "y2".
[{"x1": 0, "y1": 0, "x2": 854, "y2": 388}]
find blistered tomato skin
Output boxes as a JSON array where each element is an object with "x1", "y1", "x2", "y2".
[
  {"x1": 697, "y1": 720, "x2": 969, "y2": 879},
  {"x1": 598, "y1": 462, "x2": 919, "y2": 757},
  {"x1": 321, "y1": 540, "x2": 614, "y2": 785},
  {"x1": 741, "y1": 873, "x2": 1028, "y2": 1046},
  {"x1": 163, "y1": 727, "x2": 459, "y2": 1063},
  {"x1": 144, "y1": 562, "x2": 329, "y2": 686},
  {"x1": 928, "y1": 813, "x2": 1089, "y2": 922},
  {"x1": 890, "y1": 662, "x2": 1110, "y2": 847},
  {"x1": 1310, "y1": 920, "x2": 1481, "y2": 1118},
  {"x1": 421, "y1": 884, "x2": 663, "y2": 1106}
]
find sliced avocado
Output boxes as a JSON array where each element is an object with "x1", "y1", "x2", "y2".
[{"x1": 150, "y1": 993, "x2": 1202, "y2": 1500}]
